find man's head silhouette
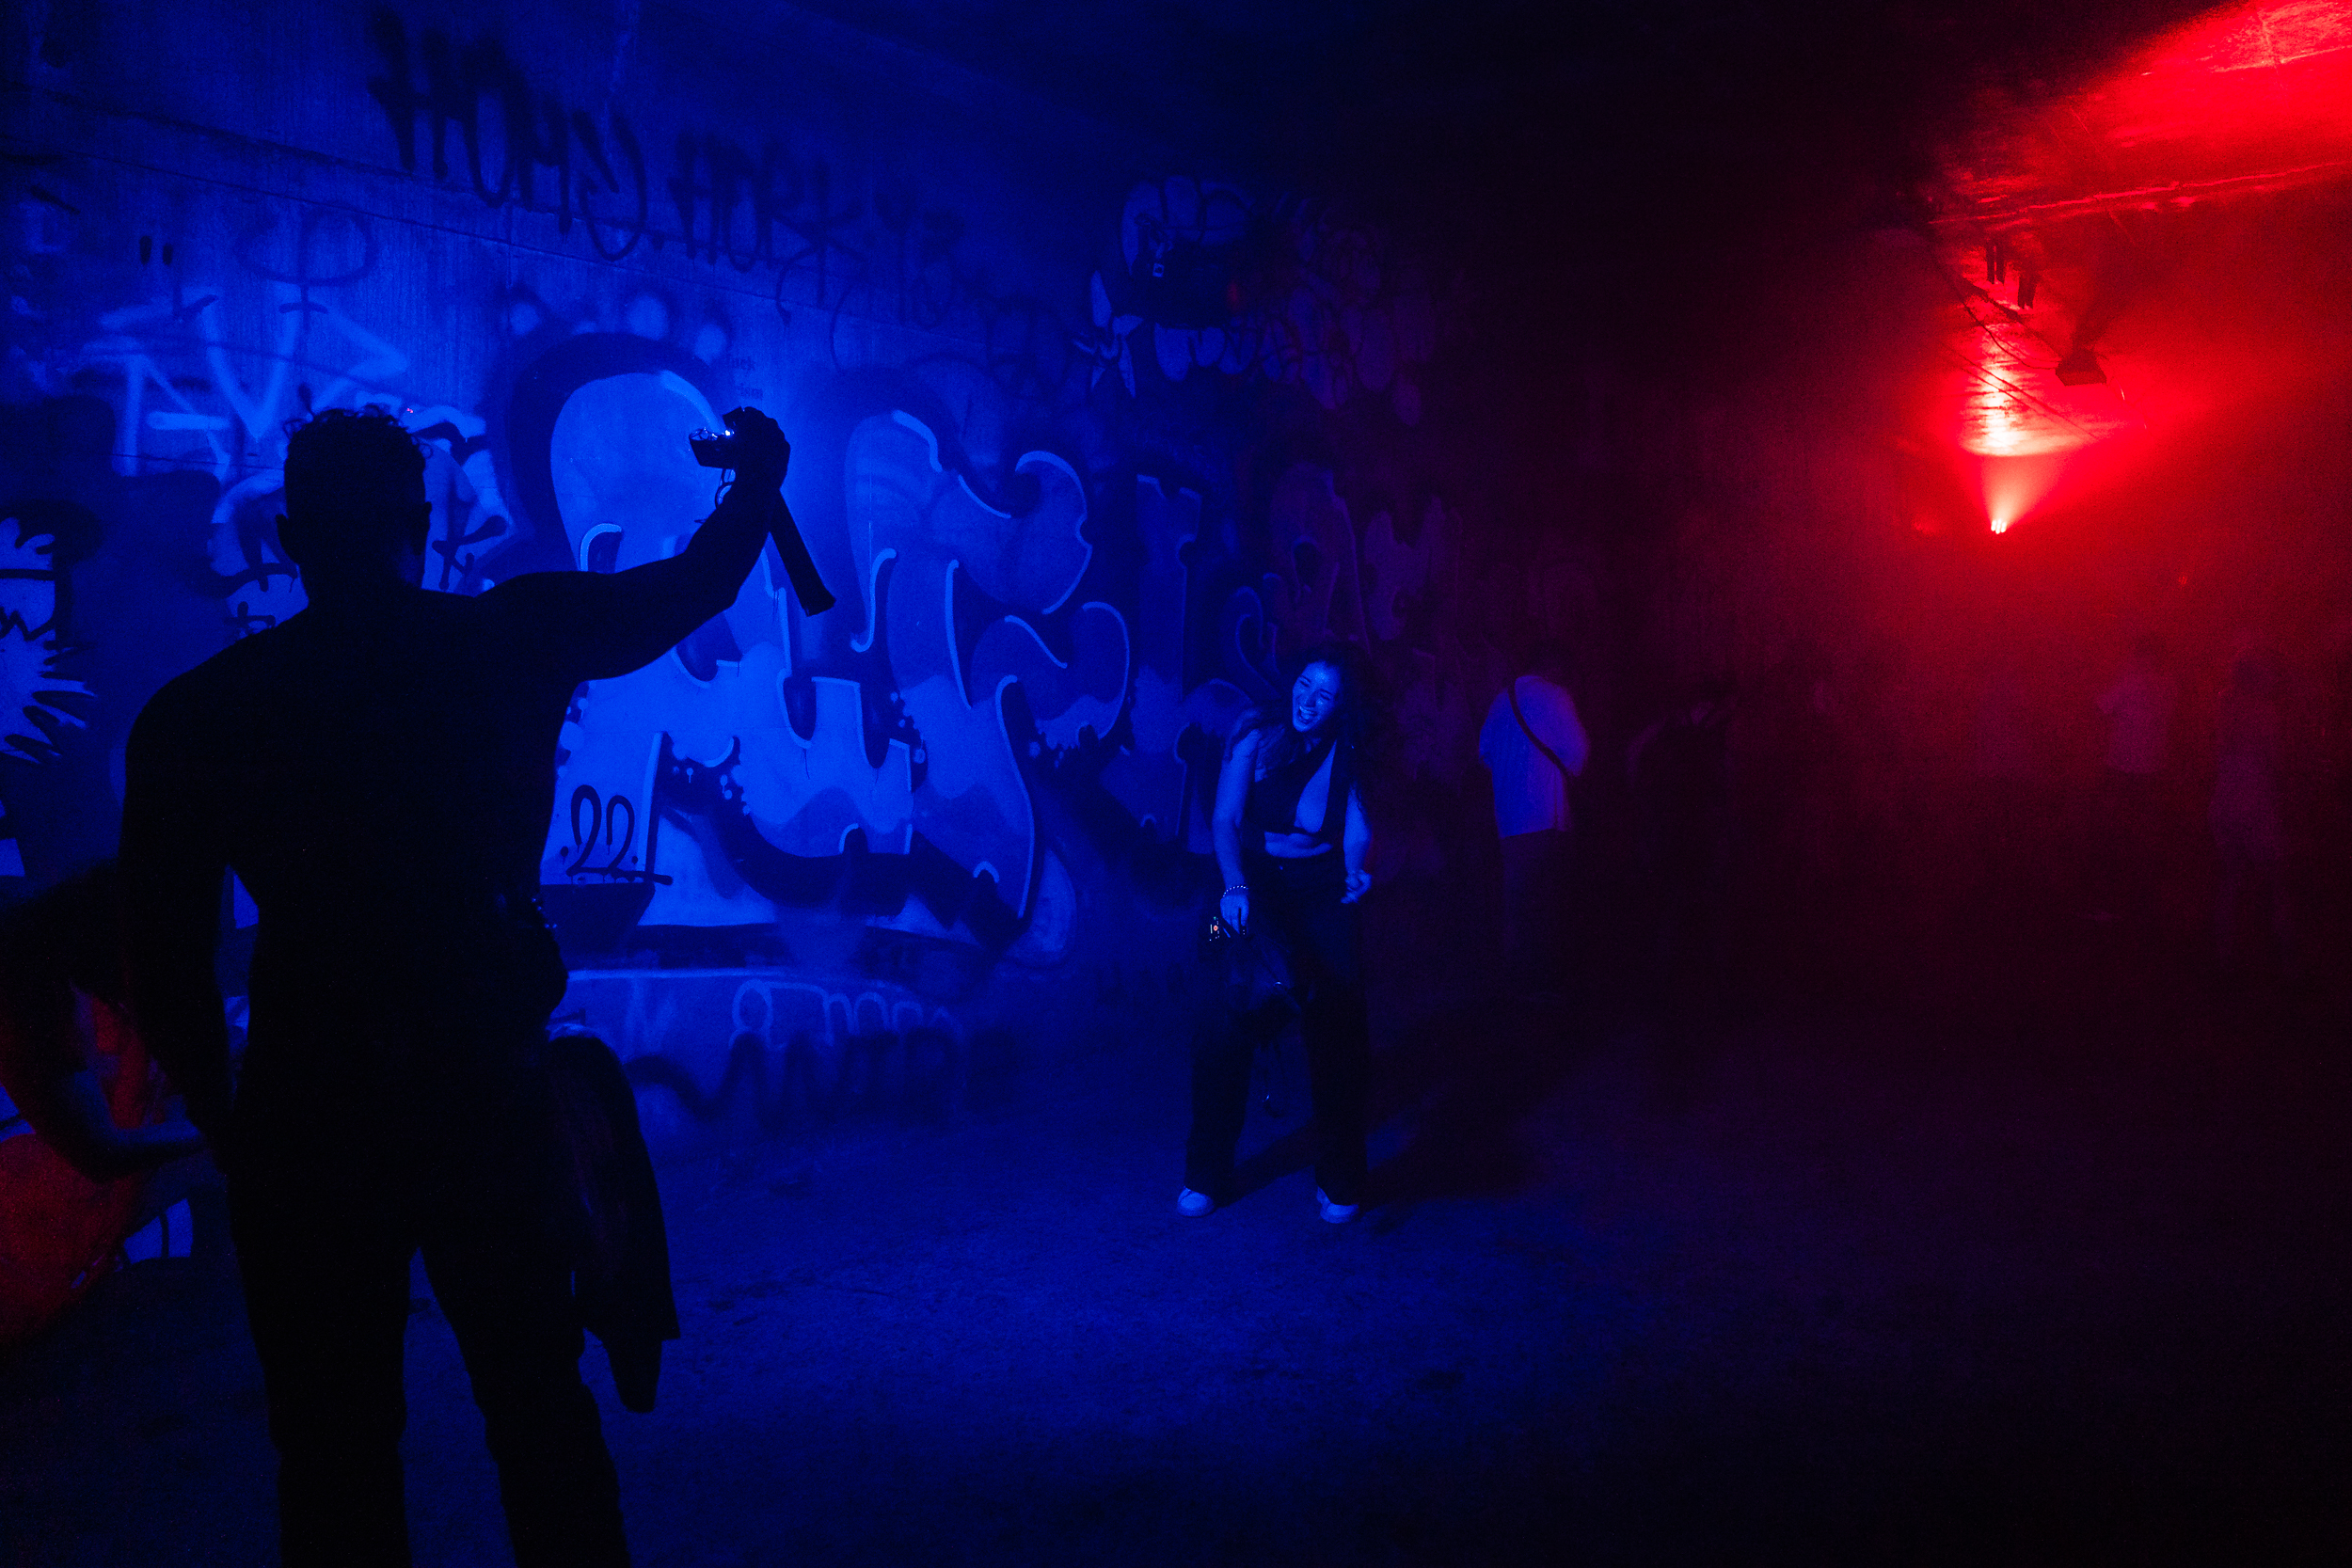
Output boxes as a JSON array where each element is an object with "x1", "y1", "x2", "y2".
[{"x1": 278, "y1": 406, "x2": 429, "y2": 597}]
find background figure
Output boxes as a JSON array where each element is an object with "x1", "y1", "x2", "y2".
[
  {"x1": 0, "y1": 863, "x2": 204, "y2": 1181},
  {"x1": 0, "y1": 863, "x2": 205, "y2": 1346},
  {"x1": 2210, "y1": 650, "x2": 2294, "y2": 976},
  {"x1": 119, "y1": 406, "x2": 798, "y2": 1567},
  {"x1": 1725, "y1": 638, "x2": 1843, "y2": 950},
  {"x1": 1478, "y1": 641, "x2": 1589, "y2": 997},
  {"x1": 1629, "y1": 679, "x2": 1736, "y2": 1002},
  {"x1": 1185, "y1": 641, "x2": 1376, "y2": 1224},
  {"x1": 2090, "y1": 633, "x2": 2177, "y2": 927},
  {"x1": 1966, "y1": 652, "x2": 2042, "y2": 939}
]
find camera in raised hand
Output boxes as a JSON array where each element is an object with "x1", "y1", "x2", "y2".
[
  {"x1": 688, "y1": 406, "x2": 790, "y2": 483},
  {"x1": 686, "y1": 407, "x2": 833, "y2": 614}
]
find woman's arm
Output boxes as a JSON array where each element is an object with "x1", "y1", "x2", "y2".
[
  {"x1": 1342, "y1": 785, "x2": 1374, "y2": 904},
  {"x1": 1211, "y1": 727, "x2": 1259, "y2": 929}
]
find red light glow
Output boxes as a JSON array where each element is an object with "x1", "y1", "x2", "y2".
[
  {"x1": 2092, "y1": 1, "x2": 2352, "y2": 187},
  {"x1": 1948, "y1": 0, "x2": 2352, "y2": 224},
  {"x1": 1952, "y1": 317, "x2": 2136, "y2": 458},
  {"x1": 1935, "y1": 1, "x2": 2352, "y2": 470},
  {"x1": 1979, "y1": 451, "x2": 2072, "y2": 536}
]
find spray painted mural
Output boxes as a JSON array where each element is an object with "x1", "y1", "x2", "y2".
[{"x1": 0, "y1": 1, "x2": 1488, "y2": 1149}]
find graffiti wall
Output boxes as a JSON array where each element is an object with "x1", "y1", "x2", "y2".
[{"x1": 1, "y1": 0, "x2": 1499, "y2": 1150}]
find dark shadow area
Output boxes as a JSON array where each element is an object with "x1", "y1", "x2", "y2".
[
  {"x1": 9, "y1": 917, "x2": 2349, "y2": 1564},
  {"x1": 1366, "y1": 1000, "x2": 1597, "y2": 1208}
]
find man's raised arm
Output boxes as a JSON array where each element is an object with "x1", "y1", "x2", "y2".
[{"x1": 502, "y1": 407, "x2": 805, "y2": 682}]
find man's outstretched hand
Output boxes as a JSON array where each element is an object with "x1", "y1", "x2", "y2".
[
  {"x1": 723, "y1": 406, "x2": 790, "y2": 488},
  {"x1": 716, "y1": 405, "x2": 834, "y2": 614}
]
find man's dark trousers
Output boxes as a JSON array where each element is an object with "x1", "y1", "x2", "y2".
[{"x1": 228, "y1": 1003, "x2": 628, "y2": 1568}]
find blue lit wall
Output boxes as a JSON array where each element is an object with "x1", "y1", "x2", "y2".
[{"x1": 2, "y1": 2, "x2": 1501, "y2": 1149}]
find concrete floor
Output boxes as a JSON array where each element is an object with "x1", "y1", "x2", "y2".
[{"x1": 4, "y1": 926, "x2": 2349, "y2": 1565}]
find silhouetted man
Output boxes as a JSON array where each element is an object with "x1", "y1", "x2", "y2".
[{"x1": 119, "y1": 404, "x2": 793, "y2": 1567}]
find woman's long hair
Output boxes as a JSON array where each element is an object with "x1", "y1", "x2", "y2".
[{"x1": 1230, "y1": 640, "x2": 1381, "y2": 780}]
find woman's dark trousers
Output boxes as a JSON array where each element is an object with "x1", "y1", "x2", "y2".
[{"x1": 1185, "y1": 860, "x2": 1369, "y2": 1206}]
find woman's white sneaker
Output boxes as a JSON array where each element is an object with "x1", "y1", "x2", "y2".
[
  {"x1": 1176, "y1": 1188, "x2": 1216, "y2": 1217},
  {"x1": 1316, "y1": 1189, "x2": 1359, "y2": 1224}
]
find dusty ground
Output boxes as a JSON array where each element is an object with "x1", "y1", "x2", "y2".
[{"x1": 4, "y1": 917, "x2": 2349, "y2": 1565}]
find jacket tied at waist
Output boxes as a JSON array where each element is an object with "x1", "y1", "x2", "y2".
[{"x1": 246, "y1": 883, "x2": 568, "y2": 1028}]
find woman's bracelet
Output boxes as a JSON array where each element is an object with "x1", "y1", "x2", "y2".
[{"x1": 1223, "y1": 885, "x2": 1248, "y2": 895}]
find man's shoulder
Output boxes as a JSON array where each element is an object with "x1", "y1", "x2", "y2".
[
  {"x1": 1522, "y1": 673, "x2": 1574, "y2": 703},
  {"x1": 1478, "y1": 690, "x2": 1514, "y2": 752},
  {"x1": 138, "y1": 625, "x2": 278, "y2": 717},
  {"x1": 1487, "y1": 675, "x2": 1567, "y2": 718},
  {"x1": 1521, "y1": 676, "x2": 1581, "y2": 722},
  {"x1": 127, "y1": 628, "x2": 281, "y2": 771}
]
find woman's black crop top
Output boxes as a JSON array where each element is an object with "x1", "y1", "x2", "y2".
[{"x1": 1242, "y1": 734, "x2": 1353, "y2": 846}]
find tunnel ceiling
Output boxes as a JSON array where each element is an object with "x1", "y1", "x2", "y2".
[
  {"x1": 760, "y1": 0, "x2": 1574, "y2": 172},
  {"x1": 1922, "y1": 0, "x2": 2352, "y2": 457},
  {"x1": 758, "y1": 2, "x2": 2242, "y2": 185},
  {"x1": 755, "y1": 3, "x2": 2352, "y2": 452},
  {"x1": 759, "y1": 0, "x2": 2007, "y2": 195},
  {"x1": 757, "y1": 4, "x2": 2329, "y2": 319}
]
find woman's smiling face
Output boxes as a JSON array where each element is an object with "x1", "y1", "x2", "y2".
[{"x1": 1291, "y1": 662, "x2": 1343, "y2": 734}]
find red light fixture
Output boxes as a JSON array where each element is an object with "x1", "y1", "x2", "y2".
[{"x1": 2054, "y1": 346, "x2": 2106, "y2": 386}]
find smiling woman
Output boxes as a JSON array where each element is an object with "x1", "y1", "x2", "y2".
[{"x1": 1183, "y1": 641, "x2": 1378, "y2": 1224}]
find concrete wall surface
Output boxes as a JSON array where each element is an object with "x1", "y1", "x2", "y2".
[{"x1": 1, "y1": 0, "x2": 1484, "y2": 1151}]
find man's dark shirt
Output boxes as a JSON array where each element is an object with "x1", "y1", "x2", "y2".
[{"x1": 119, "y1": 488, "x2": 773, "y2": 1131}]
